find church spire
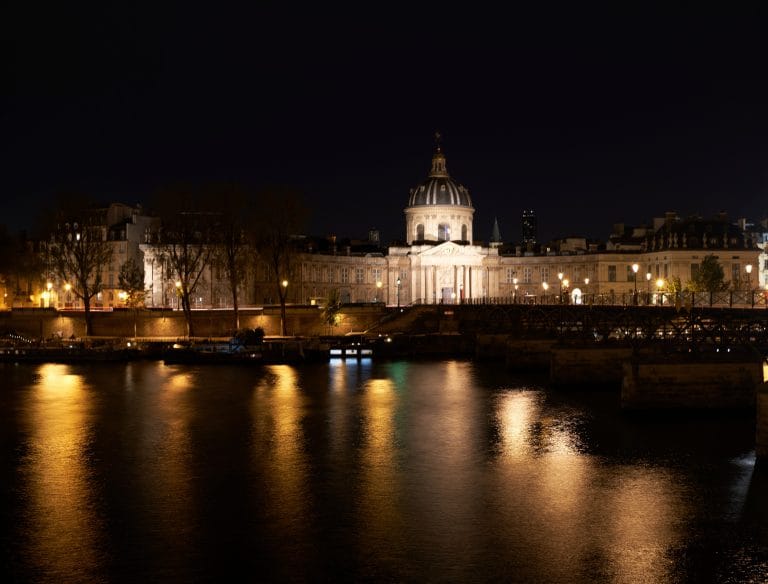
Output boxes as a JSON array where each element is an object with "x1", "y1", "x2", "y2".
[
  {"x1": 491, "y1": 217, "x2": 501, "y2": 243},
  {"x1": 429, "y1": 131, "x2": 449, "y2": 178}
]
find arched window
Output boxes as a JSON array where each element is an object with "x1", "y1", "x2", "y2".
[
  {"x1": 438, "y1": 223, "x2": 450, "y2": 241},
  {"x1": 461, "y1": 224, "x2": 467, "y2": 241},
  {"x1": 416, "y1": 224, "x2": 425, "y2": 241}
]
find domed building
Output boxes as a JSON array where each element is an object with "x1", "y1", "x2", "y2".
[
  {"x1": 387, "y1": 141, "x2": 499, "y2": 305},
  {"x1": 134, "y1": 136, "x2": 760, "y2": 313},
  {"x1": 404, "y1": 143, "x2": 474, "y2": 244}
]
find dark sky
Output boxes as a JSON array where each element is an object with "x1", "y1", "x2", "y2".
[{"x1": 4, "y1": 3, "x2": 768, "y2": 244}]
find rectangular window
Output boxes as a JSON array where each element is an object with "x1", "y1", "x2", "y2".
[
  {"x1": 692, "y1": 264, "x2": 700, "y2": 280},
  {"x1": 372, "y1": 268, "x2": 382, "y2": 284},
  {"x1": 523, "y1": 267, "x2": 532, "y2": 284},
  {"x1": 399, "y1": 271, "x2": 407, "y2": 282},
  {"x1": 731, "y1": 264, "x2": 740, "y2": 283},
  {"x1": 626, "y1": 265, "x2": 635, "y2": 282},
  {"x1": 341, "y1": 267, "x2": 349, "y2": 284},
  {"x1": 541, "y1": 266, "x2": 550, "y2": 283},
  {"x1": 608, "y1": 265, "x2": 616, "y2": 282},
  {"x1": 355, "y1": 268, "x2": 364, "y2": 284},
  {"x1": 505, "y1": 268, "x2": 515, "y2": 284}
]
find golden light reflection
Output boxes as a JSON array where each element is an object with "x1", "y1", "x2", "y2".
[
  {"x1": 599, "y1": 469, "x2": 683, "y2": 583},
  {"x1": 358, "y1": 377, "x2": 403, "y2": 558},
  {"x1": 498, "y1": 391, "x2": 537, "y2": 459},
  {"x1": 164, "y1": 370, "x2": 194, "y2": 393},
  {"x1": 493, "y1": 388, "x2": 682, "y2": 583},
  {"x1": 25, "y1": 364, "x2": 103, "y2": 578},
  {"x1": 329, "y1": 358, "x2": 349, "y2": 393},
  {"x1": 252, "y1": 365, "x2": 309, "y2": 539},
  {"x1": 137, "y1": 362, "x2": 197, "y2": 551},
  {"x1": 401, "y1": 362, "x2": 483, "y2": 566}
]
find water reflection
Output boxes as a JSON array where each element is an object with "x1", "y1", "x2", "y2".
[
  {"x1": 1, "y1": 360, "x2": 763, "y2": 582},
  {"x1": 251, "y1": 364, "x2": 312, "y2": 578},
  {"x1": 22, "y1": 364, "x2": 104, "y2": 581},
  {"x1": 358, "y1": 377, "x2": 402, "y2": 570},
  {"x1": 492, "y1": 387, "x2": 685, "y2": 583}
]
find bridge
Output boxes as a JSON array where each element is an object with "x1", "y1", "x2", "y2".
[{"x1": 377, "y1": 299, "x2": 768, "y2": 351}]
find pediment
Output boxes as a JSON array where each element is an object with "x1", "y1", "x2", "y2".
[{"x1": 419, "y1": 241, "x2": 482, "y2": 257}]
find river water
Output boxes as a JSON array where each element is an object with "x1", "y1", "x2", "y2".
[{"x1": 0, "y1": 359, "x2": 766, "y2": 583}]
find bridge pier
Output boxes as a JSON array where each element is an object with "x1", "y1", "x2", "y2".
[
  {"x1": 504, "y1": 339, "x2": 558, "y2": 372},
  {"x1": 758, "y1": 383, "x2": 768, "y2": 460},
  {"x1": 550, "y1": 344, "x2": 633, "y2": 388},
  {"x1": 621, "y1": 356, "x2": 762, "y2": 410}
]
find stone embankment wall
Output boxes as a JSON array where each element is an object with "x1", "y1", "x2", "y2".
[{"x1": 0, "y1": 306, "x2": 387, "y2": 339}]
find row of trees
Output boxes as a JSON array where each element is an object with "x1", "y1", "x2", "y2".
[{"x1": 28, "y1": 185, "x2": 307, "y2": 337}]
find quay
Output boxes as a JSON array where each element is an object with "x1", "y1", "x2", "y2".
[{"x1": 3, "y1": 301, "x2": 768, "y2": 459}]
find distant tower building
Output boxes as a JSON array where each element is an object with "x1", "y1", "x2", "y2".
[
  {"x1": 522, "y1": 209, "x2": 537, "y2": 244},
  {"x1": 490, "y1": 217, "x2": 502, "y2": 248},
  {"x1": 368, "y1": 228, "x2": 380, "y2": 243}
]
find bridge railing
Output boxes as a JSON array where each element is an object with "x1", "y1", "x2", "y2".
[{"x1": 462, "y1": 290, "x2": 768, "y2": 308}]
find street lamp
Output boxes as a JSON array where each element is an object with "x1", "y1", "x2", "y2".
[
  {"x1": 375, "y1": 280, "x2": 382, "y2": 303},
  {"x1": 631, "y1": 263, "x2": 639, "y2": 305},
  {"x1": 175, "y1": 280, "x2": 181, "y2": 310},
  {"x1": 396, "y1": 277, "x2": 401, "y2": 308},
  {"x1": 746, "y1": 264, "x2": 753, "y2": 307},
  {"x1": 584, "y1": 277, "x2": 589, "y2": 304},
  {"x1": 557, "y1": 272, "x2": 564, "y2": 303},
  {"x1": 513, "y1": 277, "x2": 518, "y2": 303},
  {"x1": 656, "y1": 278, "x2": 665, "y2": 305},
  {"x1": 645, "y1": 272, "x2": 651, "y2": 304},
  {"x1": 562, "y1": 278, "x2": 569, "y2": 304},
  {"x1": 542, "y1": 281, "x2": 549, "y2": 304}
]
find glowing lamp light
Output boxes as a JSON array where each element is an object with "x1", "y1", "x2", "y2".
[
  {"x1": 46, "y1": 282, "x2": 53, "y2": 291},
  {"x1": 282, "y1": 280, "x2": 288, "y2": 288},
  {"x1": 175, "y1": 281, "x2": 181, "y2": 288},
  {"x1": 542, "y1": 282, "x2": 549, "y2": 291},
  {"x1": 584, "y1": 277, "x2": 589, "y2": 285},
  {"x1": 562, "y1": 279, "x2": 569, "y2": 288},
  {"x1": 632, "y1": 263, "x2": 639, "y2": 274},
  {"x1": 646, "y1": 272, "x2": 652, "y2": 281},
  {"x1": 656, "y1": 279, "x2": 665, "y2": 289},
  {"x1": 746, "y1": 264, "x2": 753, "y2": 274}
]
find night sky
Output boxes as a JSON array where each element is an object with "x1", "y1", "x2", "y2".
[{"x1": 4, "y1": 4, "x2": 768, "y2": 244}]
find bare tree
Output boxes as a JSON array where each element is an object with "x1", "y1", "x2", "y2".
[
  {"x1": 255, "y1": 188, "x2": 307, "y2": 336},
  {"x1": 213, "y1": 183, "x2": 254, "y2": 331},
  {"x1": 118, "y1": 257, "x2": 145, "y2": 338},
  {"x1": 47, "y1": 205, "x2": 113, "y2": 336},
  {"x1": 151, "y1": 187, "x2": 216, "y2": 337}
]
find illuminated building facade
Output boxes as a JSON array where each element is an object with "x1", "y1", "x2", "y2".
[{"x1": 20, "y1": 142, "x2": 761, "y2": 312}]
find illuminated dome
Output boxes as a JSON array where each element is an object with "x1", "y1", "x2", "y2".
[
  {"x1": 404, "y1": 137, "x2": 475, "y2": 244},
  {"x1": 407, "y1": 145, "x2": 473, "y2": 207}
]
